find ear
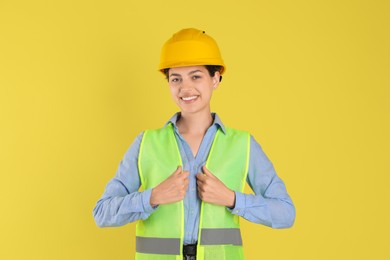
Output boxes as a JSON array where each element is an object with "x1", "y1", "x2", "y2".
[{"x1": 212, "y1": 71, "x2": 221, "y2": 89}]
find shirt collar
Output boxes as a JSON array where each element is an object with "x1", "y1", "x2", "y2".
[{"x1": 164, "y1": 112, "x2": 227, "y2": 134}]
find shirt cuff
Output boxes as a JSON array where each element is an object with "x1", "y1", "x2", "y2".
[
  {"x1": 141, "y1": 188, "x2": 158, "y2": 214},
  {"x1": 227, "y1": 191, "x2": 245, "y2": 216}
]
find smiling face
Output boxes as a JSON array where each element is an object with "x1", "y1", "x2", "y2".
[{"x1": 167, "y1": 66, "x2": 220, "y2": 115}]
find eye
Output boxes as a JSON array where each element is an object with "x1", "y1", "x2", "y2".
[
  {"x1": 192, "y1": 75, "x2": 201, "y2": 80},
  {"x1": 170, "y1": 77, "x2": 181, "y2": 83}
]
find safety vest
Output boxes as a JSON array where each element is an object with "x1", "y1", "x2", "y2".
[{"x1": 136, "y1": 123, "x2": 250, "y2": 259}]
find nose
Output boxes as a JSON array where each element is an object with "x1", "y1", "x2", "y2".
[{"x1": 179, "y1": 78, "x2": 192, "y2": 90}]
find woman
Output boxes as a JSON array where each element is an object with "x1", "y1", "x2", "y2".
[{"x1": 93, "y1": 28, "x2": 295, "y2": 260}]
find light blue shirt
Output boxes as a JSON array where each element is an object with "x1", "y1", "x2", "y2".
[{"x1": 93, "y1": 113, "x2": 295, "y2": 245}]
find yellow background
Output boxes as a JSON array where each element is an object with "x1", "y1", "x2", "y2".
[{"x1": 1, "y1": 0, "x2": 389, "y2": 259}]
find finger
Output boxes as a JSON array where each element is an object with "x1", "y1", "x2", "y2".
[
  {"x1": 202, "y1": 166, "x2": 214, "y2": 178},
  {"x1": 184, "y1": 180, "x2": 189, "y2": 190},
  {"x1": 182, "y1": 171, "x2": 190, "y2": 178},
  {"x1": 196, "y1": 173, "x2": 205, "y2": 181},
  {"x1": 197, "y1": 180, "x2": 204, "y2": 189},
  {"x1": 173, "y1": 166, "x2": 182, "y2": 175},
  {"x1": 197, "y1": 182, "x2": 203, "y2": 192},
  {"x1": 197, "y1": 190, "x2": 203, "y2": 200}
]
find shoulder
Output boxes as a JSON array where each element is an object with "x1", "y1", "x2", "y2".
[
  {"x1": 223, "y1": 126, "x2": 251, "y2": 138},
  {"x1": 142, "y1": 124, "x2": 173, "y2": 137},
  {"x1": 119, "y1": 131, "x2": 145, "y2": 162}
]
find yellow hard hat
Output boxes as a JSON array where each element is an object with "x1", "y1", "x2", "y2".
[{"x1": 159, "y1": 28, "x2": 226, "y2": 75}]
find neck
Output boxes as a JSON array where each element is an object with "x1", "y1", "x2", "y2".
[{"x1": 177, "y1": 110, "x2": 213, "y2": 135}]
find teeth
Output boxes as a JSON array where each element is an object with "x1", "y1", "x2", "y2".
[{"x1": 182, "y1": 96, "x2": 197, "y2": 101}]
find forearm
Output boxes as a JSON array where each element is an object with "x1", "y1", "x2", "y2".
[
  {"x1": 229, "y1": 191, "x2": 295, "y2": 228},
  {"x1": 93, "y1": 188, "x2": 155, "y2": 227}
]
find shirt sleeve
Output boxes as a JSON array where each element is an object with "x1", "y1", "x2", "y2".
[
  {"x1": 228, "y1": 135, "x2": 296, "y2": 229},
  {"x1": 93, "y1": 132, "x2": 157, "y2": 227}
]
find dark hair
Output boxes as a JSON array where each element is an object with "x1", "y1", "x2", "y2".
[{"x1": 163, "y1": 65, "x2": 223, "y2": 82}]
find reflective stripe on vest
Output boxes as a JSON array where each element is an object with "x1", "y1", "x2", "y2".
[
  {"x1": 200, "y1": 228, "x2": 242, "y2": 246},
  {"x1": 136, "y1": 228, "x2": 242, "y2": 255},
  {"x1": 136, "y1": 124, "x2": 249, "y2": 260},
  {"x1": 136, "y1": 237, "x2": 181, "y2": 255}
]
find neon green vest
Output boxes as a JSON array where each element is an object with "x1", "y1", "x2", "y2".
[{"x1": 136, "y1": 123, "x2": 250, "y2": 260}]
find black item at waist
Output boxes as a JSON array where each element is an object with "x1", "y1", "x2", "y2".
[{"x1": 183, "y1": 243, "x2": 197, "y2": 256}]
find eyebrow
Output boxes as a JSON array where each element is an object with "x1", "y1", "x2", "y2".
[
  {"x1": 169, "y1": 70, "x2": 204, "y2": 78},
  {"x1": 169, "y1": 73, "x2": 181, "y2": 78},
  {"x1": 188, "y1": 70, "x2": 203, "y2": 75}
]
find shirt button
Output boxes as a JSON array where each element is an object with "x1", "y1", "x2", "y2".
[{"x1": 193, "y1": 165, "x2": 197, "y2": 171}]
